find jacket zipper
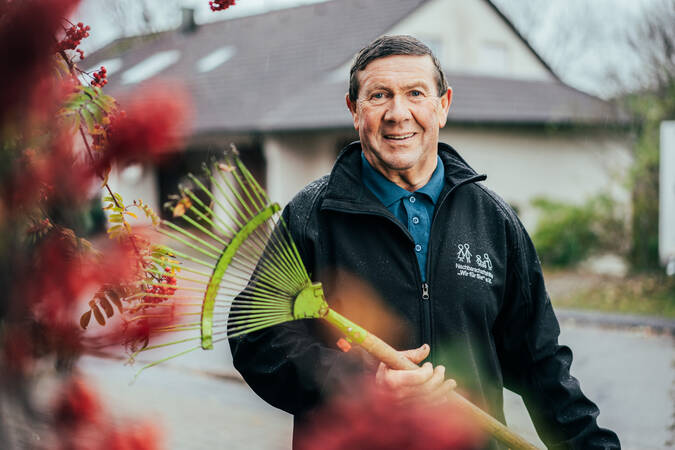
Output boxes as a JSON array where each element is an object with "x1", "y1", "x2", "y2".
[
  {"x1": 423, "y1": 174, "x2": 486, "y2": 364},
  {"x1": 421, "y1": 282, "x2": 431, "y2": 353},
  {"x1": 321, "y1": 174, "x2": 486, "y2": 363},
  {"x1": 421, "y1": 282, "x2": 429, "y2": 300}
]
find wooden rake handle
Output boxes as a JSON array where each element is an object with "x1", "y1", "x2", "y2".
[{"x1": 324, "y1": 309, "x2": 540, "y2": 450}]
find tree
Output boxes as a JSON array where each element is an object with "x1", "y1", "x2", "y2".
[
  {"x1": 88, "y1": 0, "x2": 182, "y2": 37},
  {"x1": 0, "y1": 0, "x2": 192, "y2": 446},
  {"x1": 622, "y1": 0, "x2": 675, "y2": 270}
]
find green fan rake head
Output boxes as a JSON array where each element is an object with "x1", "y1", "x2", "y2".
[{"x1": 125, "y1": 150, "x2": 329, "y2": 374}]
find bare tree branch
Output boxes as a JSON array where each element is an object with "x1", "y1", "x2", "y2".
[
  {"x1": 92, "y1": 0, "x2": 182, "y2": 36},
  {"x1": 625, "y1": 0, "x2": 675, "y2": 92}
]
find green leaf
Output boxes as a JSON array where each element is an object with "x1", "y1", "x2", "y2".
[
  {"x1": 85, "y1": 102, "x2": 103, "y2": 123},
  {"x1": 92, "y1": 96, "x2": 113, "y2": 113},
  {"x1": 62, "y1": 92, "x2": 88, "y2": 111},
  {"x1": 151, "y1": 246, "x2": 170, "y2": 258},
  {"x1": 107, "y1": 224, "x2": 123, "y2": 233},
  {"x1": 82, "y1": 86, "x2": 97, "y2": 98},
  {"x1": 103, "y1": 196, "x2": 113, "y2": 202},
  {"x1": 80, "y1": 107, "x2": 95, "y2": 134},
  {"x1": 109, "y1": 214, "x2": 124, "y2": 223},
  {"x1": 113, "y1": 193, "x2": 123, "y2": 204},
  {"x1": 97, "y1": 95, "x2": 117, "y2": 112}
]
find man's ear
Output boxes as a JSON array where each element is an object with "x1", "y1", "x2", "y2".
[
  {"x1": 438, "y1": 87, "x2": 452, "y2": 128},
  {"x1": 345, "y1": 93, "x2": 359, "y2": 131}
]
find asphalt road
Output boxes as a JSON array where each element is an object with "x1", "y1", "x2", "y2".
[{"x1": 74, "y1": 321, "x2": 673, "y2": 450}]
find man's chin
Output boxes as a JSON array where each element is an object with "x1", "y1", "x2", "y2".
[
  {"x1": 379, "y1": 159, "x2": 418, "y2": 173},
  {"x1": 363, "y1": 147, "x2": 423, "y2": 172}
]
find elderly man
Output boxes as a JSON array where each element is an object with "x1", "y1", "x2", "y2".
[{"x1": 230, "y1": 35, "x2": 620, "y2": 449}]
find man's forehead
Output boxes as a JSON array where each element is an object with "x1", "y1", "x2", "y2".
[{"x1": 357, "y1": 54, "x2": 436, "y2": 88}]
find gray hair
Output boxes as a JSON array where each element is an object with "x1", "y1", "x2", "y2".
[{"x1": 348, "y1": 35, "x2": 448, "y2": 102}]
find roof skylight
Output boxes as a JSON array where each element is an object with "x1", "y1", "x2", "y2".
[
  {"x1": 121, "y1": 50, "x2": 181, "y2": 85},
  {"x1": 197, "y1": 46, "x2": 236, "y2": 73},
  {"x1": 86, "y1": 58, "x2": 123, "y2": 76}
]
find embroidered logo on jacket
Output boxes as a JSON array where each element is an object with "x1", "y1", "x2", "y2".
[
  {"x1": 475, "y1": 253, "x2": 492, "y2": 270},
  {"x1": 455, "y1": 244, "x2": 493, "y2": 285},
  {"x1": 456, "y1": 244, "x2": 472, "y2": 263}
]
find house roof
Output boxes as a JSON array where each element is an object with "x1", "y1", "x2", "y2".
[
  {"x1": 258, "y1": 72, "x2": 629, "y2": 130},
  {"x1": 87, "y1": 0, "x2": 629, "y2": 134}
]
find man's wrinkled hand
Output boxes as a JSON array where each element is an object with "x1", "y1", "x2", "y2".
[{"x1": 375, "y1": 343, "x2": 456, "y2": 405}]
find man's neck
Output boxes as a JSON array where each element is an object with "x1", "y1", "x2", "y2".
[{"x1": 376, "y1": 162, "x2": 437, "y2": 192}]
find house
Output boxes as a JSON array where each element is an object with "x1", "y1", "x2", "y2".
[{"x1": 90, "y1": 0, "x2": 632, "y2": 228}]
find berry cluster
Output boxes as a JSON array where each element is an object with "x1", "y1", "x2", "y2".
[
  {"x1": 142, "y1": 267, "x2": 177, "y2": 305},
  {"x1": 209, "y1": 0, "x2": 236, "y2": 12},
  {"x1": 56, "y1": 22, "x2": 90, "y2": 60},
  {"x1": 91, "y1": 66, "x2": 107, "y2": 88}
]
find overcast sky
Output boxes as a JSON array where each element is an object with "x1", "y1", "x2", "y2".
[
  {"x1": 75, "y1": 0, "x2": 658, "y2": 97},
  {"x1": 76, "y1": 0, "x2": 330, "y2": 51}
]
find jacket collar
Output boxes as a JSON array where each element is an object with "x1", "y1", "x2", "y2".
[
  {"x1": 360, "y1": 153, "x2": 445, "y2": 208},
  {"x1": 322, "y1": 141, "x2": 484, "y2": 208}
]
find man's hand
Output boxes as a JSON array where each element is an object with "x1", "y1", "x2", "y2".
[{"x1": 375, "y1": 344, "x2": 456, "y2": 405}]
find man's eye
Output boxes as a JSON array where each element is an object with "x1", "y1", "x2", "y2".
[
  {"x1": 410, "y1": 90, "x2": 422, "y2": 97},
  {"x1": 372, "y1": 93, "x2": 384, "y2": 99}
]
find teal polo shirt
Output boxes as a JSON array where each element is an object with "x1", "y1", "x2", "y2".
[{"x1": 361, "y1": 153, "x2": 445, "y2": 281}]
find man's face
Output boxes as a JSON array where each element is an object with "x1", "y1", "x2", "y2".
[{"x1": 346, "y1": 55, "x2": 452, "y2": 188}]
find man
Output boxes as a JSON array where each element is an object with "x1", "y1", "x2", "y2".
[{"x1": 230, "y1": 35, "x2": 620, "y2": 449}]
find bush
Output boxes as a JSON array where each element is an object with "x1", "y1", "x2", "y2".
[{"x1": 531, "y1": 194, "x2": 627, "y2": 267}]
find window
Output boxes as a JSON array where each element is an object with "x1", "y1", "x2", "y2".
[
  {"x1": 196, "y1": 46, "x2": 236, "y2": 73},
  {"x1": 121, "y1": 50, "x2": 181, "y2": 85}
]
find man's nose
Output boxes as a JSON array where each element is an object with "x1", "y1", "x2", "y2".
[{"x1": 383, "y1": 95, "x2": 412, "y2": 122}]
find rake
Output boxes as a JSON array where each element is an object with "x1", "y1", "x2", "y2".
[{"x1": 121, "y1": 148, "x2": 539, "y2": 450}]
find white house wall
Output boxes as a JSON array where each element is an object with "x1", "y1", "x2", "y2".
[
  {"x1": 386, "y1": 0, "x2": 554, "y2": 81},
  {"x1": 261, "y1": 127, "x2": 632, "y2": 232},
  {"x1": 441, "y1": 127, "x2": 633, "y2": 228},
  {"x1": 264, "y1": 133, "x2": 340, "y2": 206},
  {"x1": 329, "y1": 0, "x2": 553, "y2": 84}
]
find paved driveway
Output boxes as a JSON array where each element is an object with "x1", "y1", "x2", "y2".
[{"x1": 76, "y1": 321, "x2": 673, "y2": 450}]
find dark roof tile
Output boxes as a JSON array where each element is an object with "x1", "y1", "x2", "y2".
[{"x1": 257, "y1": 73, "x2": 630, "y2": 130}]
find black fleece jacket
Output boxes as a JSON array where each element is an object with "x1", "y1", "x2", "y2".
[{"x1": 230, "y1": 142, "x2": 620, "y2": 449}]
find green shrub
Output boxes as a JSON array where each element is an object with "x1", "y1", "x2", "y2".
[{"x1": 531, "y1": 194, "x2": 627, "y2": 267}]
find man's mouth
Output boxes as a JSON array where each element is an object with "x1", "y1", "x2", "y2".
[{"x1": 383, "y1": 132, "x2": 416, "y2": 140}]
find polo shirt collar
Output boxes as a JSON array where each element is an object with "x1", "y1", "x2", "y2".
[
  {"x1": 360, "y1": 152, "x2": 445, "y2": 207},
  {"x1": 416, "y1": 156, "x2": 445, "y2": 204}
]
